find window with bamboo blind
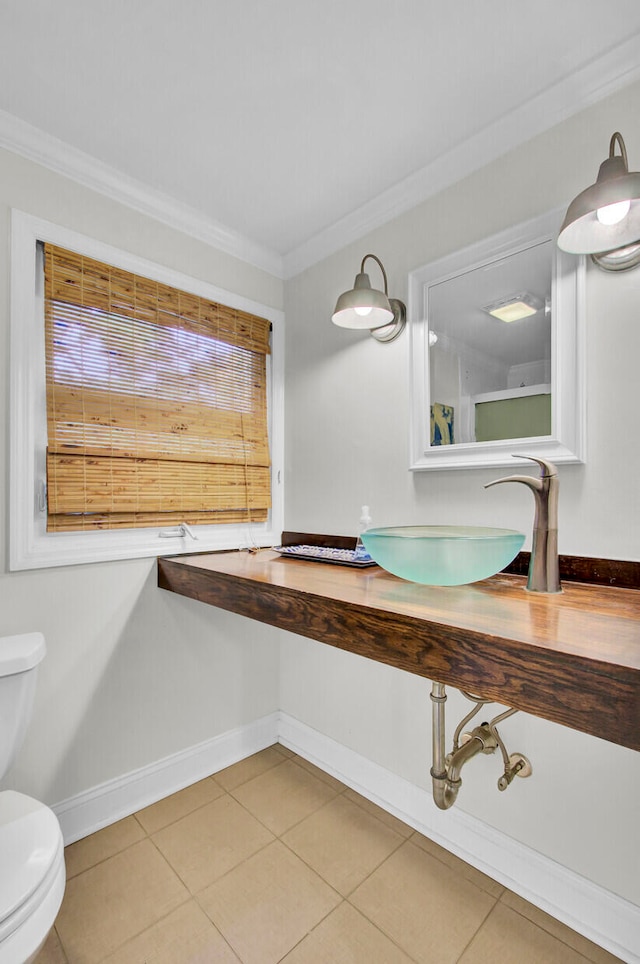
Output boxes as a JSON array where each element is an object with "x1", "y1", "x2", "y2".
[
  {"x1": 43, "y1": 244, "x2": 272, "y2": 532},
  {"x1": 9, "y1": 211, "x2": 283, "y2": 570}
]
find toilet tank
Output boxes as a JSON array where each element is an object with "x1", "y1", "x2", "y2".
[{"x1": 0, "y1": 633, "x2": 46, "y2": 781}]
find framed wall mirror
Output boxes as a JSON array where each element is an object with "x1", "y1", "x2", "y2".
[{"x1": 409, "y1": 209, "x2": 586, "y2": 470}]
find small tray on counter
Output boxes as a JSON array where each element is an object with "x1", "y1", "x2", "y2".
[{"x1": 273, "y1": 544, "x2": 377, "y2": 568}]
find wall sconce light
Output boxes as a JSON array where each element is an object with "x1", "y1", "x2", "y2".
[
  {"x1": 331, "y1": 254, "x2": 406, "y2": 342},
  {"x1": 557, "y1": 131, "x2": 640, "y2": 271}
]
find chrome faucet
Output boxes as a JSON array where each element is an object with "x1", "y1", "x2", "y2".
[{"x1": 485, "y1": 455, "x2": 561, "y2": 593}]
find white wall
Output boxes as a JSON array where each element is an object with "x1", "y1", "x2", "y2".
[
  {"x1": 0, "y1": 147, "x2": 283, "y2": 804},
  {"x1": 282, "y1": 79, "x2": 640, "y2": 906},
  {"x1": 1, "y1": 72, "x2": 638, "y2": 924}
]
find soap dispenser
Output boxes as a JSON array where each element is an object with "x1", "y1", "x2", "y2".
[{"x1": 354, "y1": 505, "x2": 373, "y2": 561}]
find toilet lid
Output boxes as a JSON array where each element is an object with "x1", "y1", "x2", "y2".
[
  {"x1": 0, "y1": 633, "x2": 46, "y2": 677},
  {"x1": 0, "y1": 791, "x2": 62, "y2": 926}
]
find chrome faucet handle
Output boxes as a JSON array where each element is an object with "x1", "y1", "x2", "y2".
[
  {"x1": 485, "y1": 455, "x2": 561, "y2": 594},
  {"x1": 516, "y1": 454, "x2": 558, "y2": 478},
  {"x1": 485, "y1": 455, "x2": 556, "y2": 489}
]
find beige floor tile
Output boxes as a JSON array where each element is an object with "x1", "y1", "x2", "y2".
[
  {"x1": 34, "y1": 927, "x2": 68, "y2": 963},
  {"x1": 231, "y1": 758, "x2": 341, "y2": 835},
  {"x1": 101, "y1": 899, "x2": 240, "y2": 963},
  {"x1": 152, "y1": 793, "x2": 273, "y2": 893},
  {"x1": 135, "y1": 776, "x2": 224, "y2": 834},
  {"x1": 198, "y1": 840, "x2": 340, "y2": 964},
  {"x1": 55, "y1": 838, "x2": 188, "y2": 964},
  {"x1": 410, "y1": 831, "x2": 504, "y2": 898},
  {"x1": 350, "y1": 840, "x2": 497, "y2": 964},
  {"x1": 342, "y1": 788, "x2": 414, "y2": 838},
  {"x1": 214, "y1": 745, "x2": 289, "y2": 791},
  {"x1": 64, "y1": 816, "x2": 146, "y2": 879},
  {"x1": 276, "y1": 742, "x2": 296, "y2": 757},
  {"x1": 500, "y1": 890, "x2": 624, "y2": 963},
  {"x1": 459, "y1": 901, "x2": 599, "y2": 963},
  {"x1": 282, "y1": 794, "x2": 405, "y2": 896},
  {"x1": 291, "y1": 755, "x2": 348, "y2": 792},
  {"x1": 281, "y1": 901, "x2": 415, "y2": 963}
]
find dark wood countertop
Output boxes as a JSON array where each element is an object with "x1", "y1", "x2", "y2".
[{"x1": 158, "y1": 549, "x2": 640, "y2": 752}]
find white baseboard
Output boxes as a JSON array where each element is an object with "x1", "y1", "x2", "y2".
[
  {"x1": 51, "y1": 710, "x2": 639, "y2": 963},
  {"x1": 53, "y1": 712, "x2": 279, "y2": 845},
  {"x1": 278, "y1": 713, "x2": 640, "y2": 964}
]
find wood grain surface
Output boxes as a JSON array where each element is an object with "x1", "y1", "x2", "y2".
[{"x1": 158, "y1": 549, "x2": 640, "y2": 751}]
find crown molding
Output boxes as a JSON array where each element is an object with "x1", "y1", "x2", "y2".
[
  {"x1": 0, "y1": 109, "x2": 284, "y2": 279},
  {"x1": 2, "y1": 27, "x2": 639, "y2": 284},
  {"x1": 282, "y1": 32, "x2": 640, "y2": 278}
]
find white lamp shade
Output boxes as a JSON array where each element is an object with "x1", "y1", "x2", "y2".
[
  {"x1": 331, "y1": 272, "x2": 394, "y2": 330},
  {"x1": 558, "y1": 150, "x2": 640, "y2": 254}
]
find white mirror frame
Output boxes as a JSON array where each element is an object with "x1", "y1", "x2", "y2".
[{"x1": 409, "y1": 209, "x2": 586, "y2": 471}]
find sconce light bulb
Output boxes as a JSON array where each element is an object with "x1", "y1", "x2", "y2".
[
  {"x1": 596, "y1": 199, "x2": 631, "y2": 225},
  {"x1": 354, "y1": 305, "x2": 373, "y2": 317}
]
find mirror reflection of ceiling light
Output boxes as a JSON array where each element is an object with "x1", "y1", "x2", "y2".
[
  {"x1": 482, "y1": 291, "x2": 544, "y2": 323},
  {"x1": 557, "y1": 131, "x2": 640, "y2": 271}
]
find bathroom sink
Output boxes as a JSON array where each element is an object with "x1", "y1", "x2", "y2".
[{"x1": 360, "y1": 526, "x2": 525, "y2": 586}]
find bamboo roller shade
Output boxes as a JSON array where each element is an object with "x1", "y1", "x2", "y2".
[{"x1": 44, "y1": 244, "x2": 272, "y2": 531}]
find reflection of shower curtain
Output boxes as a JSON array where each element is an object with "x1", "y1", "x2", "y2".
[
  {"x1": 475, "y1": 392, "x2": 550, "y2": 442},
  {"x1": 431, "y1": 402, "x2": 454, "y2": 445}
]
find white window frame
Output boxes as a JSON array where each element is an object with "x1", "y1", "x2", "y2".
[{"x1": 9, "y1": 210, "x2": 284, "y2": 570}]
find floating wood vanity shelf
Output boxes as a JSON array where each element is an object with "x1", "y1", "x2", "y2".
[{"x1": 158, "y1": 542, "x2": 640, "y2": 752}]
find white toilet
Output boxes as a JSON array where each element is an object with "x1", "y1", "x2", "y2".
[{"x1": 0, "y1": 634, "x2": 66, "y2": 963}]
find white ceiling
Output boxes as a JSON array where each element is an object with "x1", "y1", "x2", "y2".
[{"x1": 2, "y1": 1, "x2": 640, "y2": 277}]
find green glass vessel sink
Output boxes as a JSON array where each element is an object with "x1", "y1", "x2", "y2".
[{"x1": 361, "y1": 525, "x2": 525, "y2": 586}]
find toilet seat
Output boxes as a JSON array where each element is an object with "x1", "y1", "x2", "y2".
[{"x1": 0, "y1": 791, "x2": 65, "y2": 962}]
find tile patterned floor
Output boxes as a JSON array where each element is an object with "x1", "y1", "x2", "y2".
[{"x1": 35, "y1": 745, "x2": 622, "y2": 963}]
